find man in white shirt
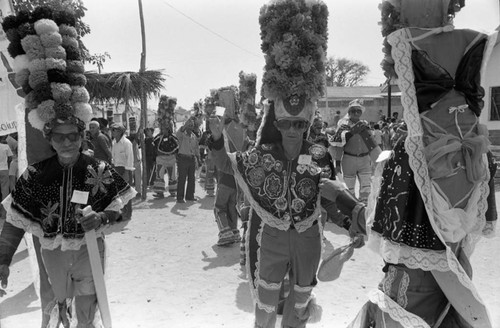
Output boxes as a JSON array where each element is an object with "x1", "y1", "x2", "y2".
[
  {"x1": 111, "y1": 123, "x2": 135, "y2": 220},
  {"x1": 0, "y1": 137, "x2": 13, "y2": 202},
  {"x1": 0, "y1": 136, "x2": 13, "y2": 221}
]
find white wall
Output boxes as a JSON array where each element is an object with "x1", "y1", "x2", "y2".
[{"x1": 482, "y1": 38, "x2": 500, "y2": 130}]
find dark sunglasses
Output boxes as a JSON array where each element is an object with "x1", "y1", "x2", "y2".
[
  {"x1": 51, "y1": 132, "x2": 81, "y2": 143},
  {"x1": 276, "y1": 120, "x2": 308, "y2": 130}
]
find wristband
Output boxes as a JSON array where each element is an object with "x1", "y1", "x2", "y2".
[{"x1": 99, "y1": 212, "x2": 110, "y2": 225}]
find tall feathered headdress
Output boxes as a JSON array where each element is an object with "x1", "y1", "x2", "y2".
[
  {"x1": 259, "y1": 0, "x2": 328, "y2": 122},
  {"x1": 157, "y1": 95, "x2": 176, "y2": 131},
  {"x1": 1, "y1": 6, "x2": 91, "y2": 135},
  {"x1": 256, "y1": 0, "x2": 328, "y2": 145},
  {"x1": 238, "y1": 71, "x2": 258, "y2": 130}
]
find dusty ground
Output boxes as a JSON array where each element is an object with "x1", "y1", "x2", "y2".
[{"x1": 1, "y1": 183, "x2": 499, "y2": 328}]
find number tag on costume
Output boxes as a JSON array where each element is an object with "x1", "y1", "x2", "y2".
[
  {"x1": 71, "y1": 190, "x2": 89, "y2": 204},
  {"x1": 298, "y1": 155, "x2": 312, "y2": 165},
  {"x1": 376, "y1": 150, "x2": 393, "y2": 163}
]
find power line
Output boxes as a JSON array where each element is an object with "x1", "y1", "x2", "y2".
[{"x1": 159, "y1": 0, "x2": 261, "y2": 59}]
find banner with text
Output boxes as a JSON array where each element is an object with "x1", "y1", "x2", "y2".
[{"x1": 0, "y1": 0, "x2": 24, "y2": 136}]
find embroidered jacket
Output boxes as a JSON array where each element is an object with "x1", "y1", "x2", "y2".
[
  {"x1": 212, "y1": 137, "x2": 333, "y2": 232},
  {"x1": 4, "y1": 153, "x2": 136, "y2": 250},
  {"x1": 153, "y1": 133, "x2": 179, "y2": 156}
]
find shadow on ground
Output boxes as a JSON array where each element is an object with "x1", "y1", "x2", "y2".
[
  {"x1": 10, "y1": 248, "x2": 28, "y2": 266},
  {"x1": 201, "y1": 244, "x2": 240, "y2": 271},
  {"x1": 235, "y1": 280, "x2": 253, "y2": 313},
  {"x1": 0, "y1": 283, "x2": 40, "y2": 319}
]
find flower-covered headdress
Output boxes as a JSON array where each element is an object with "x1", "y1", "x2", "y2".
[
  {"x1": 215, "y1": 85, "x2": 239, "y2": 121},
  {"x1": 1, "y1": 6, "x2": 91, "y2": 135},
  {"x1": 259, "y1": 0, "x2": 328, "y2": 122},
  {"x1": 157, "y1": 95, "x2": 176, "y2": 132},
  {"x1": 238, "y1": 71, "x2": 258, "y2": 130},
  {"x1": 203, "y1": 92, "x2": 217, "y2": 117},
  {"x1": 379, "y1": 0, "x2": 465, "y2": 78}
]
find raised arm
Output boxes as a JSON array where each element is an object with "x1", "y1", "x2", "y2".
[{"x1": 207, "y1": 116, "x2": 235, "y2": 175}]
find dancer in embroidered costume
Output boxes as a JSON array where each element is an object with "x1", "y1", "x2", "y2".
[
  {"x1": 153, "y1": 95, "x2": 179, "y2": 199},
  {"x1": 208, "y1": 1, "x2": 332, "y2": 326},
  {"x1": 0, "y1": 6, "x2": 136, "y2": 327},
  {"x1": 347, "y1": 1, "x2": 499, "y2": 327}
]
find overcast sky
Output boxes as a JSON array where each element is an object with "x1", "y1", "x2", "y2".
[{"x1": 81, "y1": 0, "x2": 500, "y2": 109}]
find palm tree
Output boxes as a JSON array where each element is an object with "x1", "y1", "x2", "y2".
[
  {"x1": 85, "y1": 69, "x2": 165, "y2": 199},
  {"x1": 85, "y1": 70, "x2": 165, "y2": 108}
]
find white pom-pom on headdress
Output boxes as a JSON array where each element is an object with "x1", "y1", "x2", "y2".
[
  {"x1": 73, "y1": 102, "x2": 93, "y2": 123},
  {"x1": 13, "y1": 55, "x2": 30, "y2": 73},
  {"x1": 34, "y1": 19, "x2": 59, "y2": 35},
  {"x1": 28, "y1": 108, "x2": 47, "y2": 131}
]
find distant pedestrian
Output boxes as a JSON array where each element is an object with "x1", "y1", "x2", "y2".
[
  {"x1": 0, "y1": 137, "x2": 12, "y2": 198},
  {"x1": 144, "y1": 128, "x2": 156, "y2": 186},
  {"x1": 111, "y1": 123, "x2": 135, "y2": 220},
  {"x1": 88, "y1": 120, "x2": 112, "y2": 163},
  {"x1": 152, "y1": 122, "x2": 179, "y2": 198},
  {"x1": 176, "y1": 117, "x2": 200, "y2": 203}
]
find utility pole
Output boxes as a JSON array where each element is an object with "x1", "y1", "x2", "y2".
[
  {"x1": 138, "y1": 0, "x2": 148, "y2": 200},
  {"x1": 387, "y1": 77, "x2": 392, "y2": 119}
]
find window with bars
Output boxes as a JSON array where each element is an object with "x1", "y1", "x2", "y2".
[{"x1": 491, "y1": 87, "x2": 500, "y2": 121}]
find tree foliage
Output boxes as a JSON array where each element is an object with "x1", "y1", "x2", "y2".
[
  {"x1": 11, "y1": 0, "x2": 92, "y2": 60},
  {"x1": 325, "y1": 57, "x2": 370, "y2": 87}
]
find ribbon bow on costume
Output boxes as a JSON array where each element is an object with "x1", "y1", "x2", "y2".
[{"x1": 425, "y1": 133, "x2": 490, "y2": 183}]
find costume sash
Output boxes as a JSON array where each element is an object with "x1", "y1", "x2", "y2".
[{"x1": 388, "y1": 27, "x2": 491, "y2": 327}]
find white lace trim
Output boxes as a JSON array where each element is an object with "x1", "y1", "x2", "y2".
[
  {"x1": 369, "y1": 232, "x2": 449, "y2": 271},
  {"x1": 398, "y1": 271, "x2": 409, "y2": 308},
  {"x1": 256, "y1": 300, "x2": 276, "y2": 314},
  {"x1": 295, "y1": 295, "x2": 313, "y2": 309},
  {"x1": 246, "y1": 209, "x2": 257, "y2": 303},
  {"x1": 254, "y1": 220, "x2": 276, "y2": 314},
  {"x1": 388, "y1": 27, "x2": 486, "y2": 306},
  {"x1": 365, "y1": 161, "x2": 385, "y2": 233},
  {"x1": 228, "y1": 153, "x2": 321, "y2": 233},
  {"x1": 257, "y1": 278, "x2": 282, "y2": 291},
  {"x1": 3, "y1": 190, "x2": 133, "y2": 251},
  {"x1": 368, "y1": 289, "x2": 430, "y2": 328},
  {"x1": 294, "y1": 284, "x2": 314, "y2": 293}
]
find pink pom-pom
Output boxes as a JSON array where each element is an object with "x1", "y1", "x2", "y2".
[
  {"x1": 15, "y1": 69, "x2": 30, "y2": 88},
  {"x1": 13, "y1": 55, "x2": 30, "y2": 73},
  {"x1": 71, "y1": 86, "x2": 90, "y2": 103},
  {"x1": 45, "y1": 58, "x2": 66, "y2": 71},
  {"x1": 34, "y1": 19, "x2": 58, "y2": 35},
  {"x1": 28, "y1": 58, "x2": 47, "y2": 73},
  {"x1": 45, "y1": 46, "x2": 66, "y2": 60},
  {"x1": 51, "y1": 83, "x2": 72, "y2": 102},
  {"x1": 73, "y1": 102, "x2": 92, "y2": 123},
  {"x1": 40, "y1": 32, "x2": 62, "y2": 48},
  {"x1": 28, "y1": 108, "x2": 47, "y2": 131},
  {"x1": 22, "y1": 35, "x2": 46, "y2": 60},
  {"x1": 25, "y1": 91, "x2": 38, "y2": 110},
  {"x1": 28, "y1": 70, "x2": 49, "y2": 89},
  {"x1": 66, "y1": 60, "x2": 84, "y2": 73},
  {"x1": 58, "y1": 24, "x2": 77, "y2": 38},
  {"x1": 21, "y1": 34, "x2": 43, "y2": 52},
  {"x1": 36, "y1": 99, "x2": 56, "y2": 123},
  {"x1": 61, "y1": 35, "x2": 78, "y2": 49}
]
